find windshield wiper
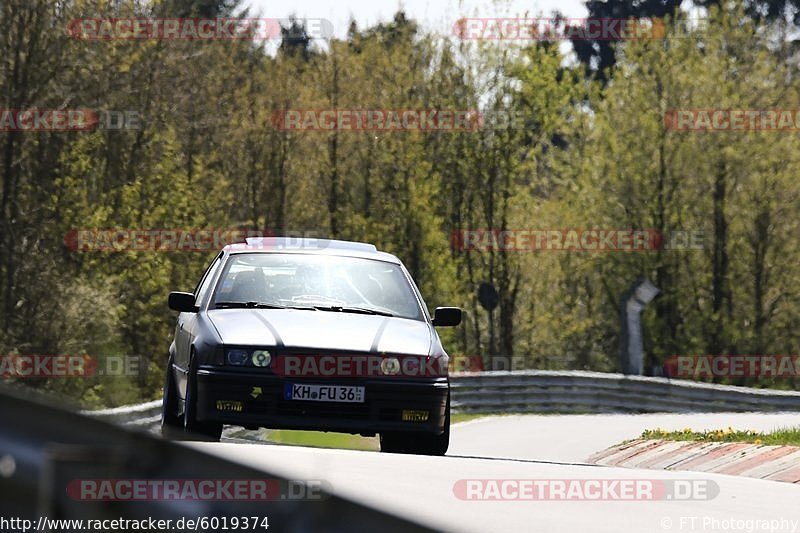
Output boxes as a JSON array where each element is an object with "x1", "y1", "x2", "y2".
[
  {"x1": 215, "y1": 301, "x2": 318, "y2": 311},
  {"x1": 312, "y1": 305, "x2": 394, "y2": 317},
  {"x1": 215, "y1": 301, "x2": 287, "y2": 309}
]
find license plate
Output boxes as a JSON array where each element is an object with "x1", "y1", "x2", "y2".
[{"x1": 283, "y1": 383, "x2": 365, "y2": 403}]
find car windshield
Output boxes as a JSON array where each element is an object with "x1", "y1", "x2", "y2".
[{"x1": 211, "y1": 253, "x2": 423, "y2": 320}]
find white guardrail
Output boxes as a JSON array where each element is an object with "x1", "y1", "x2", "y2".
[
  {"x1": 84, "y1": 371, "x2": 800, "y2": 428},
  {"x1": 450, "y1": 370, "x2": 800, "y2": 414}
]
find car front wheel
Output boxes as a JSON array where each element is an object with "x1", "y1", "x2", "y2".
[
  {"x1": 160, "y1": 356, "x2": 185, "y2": 440},
  {"x1": 182, "y1": 356, "x2": 223, "y2": 442},
  {"x1": 380, "y1": 395, "x2": 450, "y2": 456}
]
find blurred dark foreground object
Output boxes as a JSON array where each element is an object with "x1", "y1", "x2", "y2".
[{"x1": 0, "y1": 386, "x2": 434, "y2": 532}]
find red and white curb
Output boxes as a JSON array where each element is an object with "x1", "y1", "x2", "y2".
[{"x1": 588, "y1": 439, "x2": 800, "y2": 484}]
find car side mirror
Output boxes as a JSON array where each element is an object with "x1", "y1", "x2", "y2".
[
  {"x1": 168, "y1": 292, "x2": 198, "y2": 313},
  {"x1": 432, "y1": 307, "x2": 462, "y2": 327}
]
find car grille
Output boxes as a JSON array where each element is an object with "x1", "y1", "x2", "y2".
[{"x1": 243, "y1": 398, "x2": 405, "y2": 422}]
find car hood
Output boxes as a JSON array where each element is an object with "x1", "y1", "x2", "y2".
[{"x1": 207, "y1": 309, "x2": 433, "y2": 355}]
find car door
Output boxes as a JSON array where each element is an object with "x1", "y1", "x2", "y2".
[{"x1": 174, "y1": 252, "x2": 224, "y2": 397}]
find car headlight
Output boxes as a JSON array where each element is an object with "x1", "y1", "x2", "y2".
[
  {"x1": 226, "y1": 349, "x2": 250, "y2": 366},
  {"x1": 252, "y1": 350, "x2": 271, "y2": 367}
]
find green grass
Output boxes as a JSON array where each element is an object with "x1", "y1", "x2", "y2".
[
  {"x1": 263, "y1": 429, "x2": 380, "y2": 451},
  {"x1": 252, "y1": 412, "x2": 498, "y2": 451},
  {"x1": 641, "y1": 426, "x2": 800, "y2": 446}
]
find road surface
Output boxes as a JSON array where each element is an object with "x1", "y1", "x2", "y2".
[{"x1": 187, "y1": 413, "x2": 800, "y2": 532}]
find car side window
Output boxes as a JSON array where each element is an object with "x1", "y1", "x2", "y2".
[{"x1": 194, "y1": 254, "x2": 224, "y2": 305}]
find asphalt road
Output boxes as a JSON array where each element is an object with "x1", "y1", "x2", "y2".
[
  {"x1": 190, "y1": 413, "x2": 800, "y2": 533},
  {"x1": 447, "y1": 412, "x2": 800, "y2": 463}
]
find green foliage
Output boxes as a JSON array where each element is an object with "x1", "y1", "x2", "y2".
[{"x1": 0, "y1": 2, "x2": 799, "y2": 407}]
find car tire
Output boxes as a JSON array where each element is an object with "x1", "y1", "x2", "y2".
[
  {"x1": 183, "y1": 356, "x2": 223, "y2": 442},
  {"x1": 426, "y1": 394, "x2": 451, "y2": 456},
  {"x1": 160, "y1": 355, "x2": 185, "y2": 440},
  {"x1": 380, "y1": 394, "x2": 450, "y2": 456},
  {"x1": 379, "y1": 431, "x2": 410, "y2": 453},
  {"x1": 418, "y1": 394, "x2": 450, "y2": 456}
]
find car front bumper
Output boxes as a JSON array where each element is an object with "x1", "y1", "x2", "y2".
[{"x1": 194, "y1": 367, "x2": 449, "y2": 435}]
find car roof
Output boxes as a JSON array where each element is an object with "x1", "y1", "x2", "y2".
[{"x1": 223, "y1": 237, "x2": 402, "y2": 264}]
